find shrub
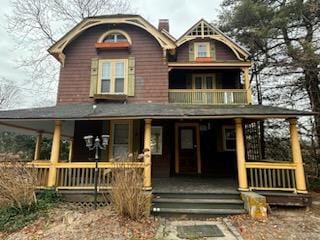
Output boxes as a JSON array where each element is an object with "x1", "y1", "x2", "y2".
[
  {"x1": 0, "y1": 154, "x2": 38, "y2": 210},
  {"x1": 109, "y1": 155, "x2": 151, "y2": 220},
  {"x1": 0, "y1": 190, "x2": 60, "y2": 232}
]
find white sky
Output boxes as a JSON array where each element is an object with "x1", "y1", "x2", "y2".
[{"x1": 0, "y1": 0, "x2": 223, "y2": 109}]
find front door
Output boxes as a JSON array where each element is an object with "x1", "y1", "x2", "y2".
[{"x1": 175, "y1": 123, "x2": 201, "y2": 174}]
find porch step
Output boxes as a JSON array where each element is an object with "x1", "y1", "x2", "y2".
[
  {"x1": 152, "y1": 191, "x2": 241, "y2": 200},
  {"x1": 152, "y1": 191, "x2": 246, "y2": 217},
  {"x1": 152, "y1": 208, "x2": 246, "y2": 215},
  {"x1": 153, "y1": 198, "x2": 244, "y2": 210}
]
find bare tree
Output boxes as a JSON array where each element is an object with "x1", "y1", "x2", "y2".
[
  {"x1": 0, "y1": 77, "x2": 19, "y2": 109},
  {"x1": 6, "y1": 0, "x2": 133, "y2": 102}
]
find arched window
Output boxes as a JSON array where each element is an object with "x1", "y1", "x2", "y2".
[
  {"x1": 97, "y1": 30, "x2": 132, "y2": 45},
  {"x1": 103, "y1": 32, "x2": 128, "y2": 43}
]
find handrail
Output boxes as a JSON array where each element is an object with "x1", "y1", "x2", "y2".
[{"x1": 168, "y1": 89, "x2": 248, "y2": 105}]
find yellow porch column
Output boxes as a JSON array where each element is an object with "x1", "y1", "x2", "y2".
[
  {"x1": 143, "y1": 119, "x2": 152, "y2": 189},
  {"x1": 68, "y1": 138, "x2": 73, "y2": 162},
  {"x1": 289, "y1": 118, "x2": 307, "y2": 193},
  {"x1": 242, "y1": 67, "x2": 253, "y2": 104},
  {"x1": 48, "y1": 120, "x2": 61, "y2": 187},
  {"x1": 34, "y1": 132, "x2": 42, "y2": 161},
  {"x1": 235, "y1": 118, "x2": 248, "y2": 191}
]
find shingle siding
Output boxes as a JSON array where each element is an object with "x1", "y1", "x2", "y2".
[{"x1": 58, "y1": 24, "x2": 168, "y2": 105}]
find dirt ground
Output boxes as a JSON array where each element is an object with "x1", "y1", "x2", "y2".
[
  {"x1": 0, "y1": 205, "x2": 159, "y2": 240},
  {"x1": 1, "y1": 193, "x2": 320, "y2": 240},
  {"x1": 229, "y1": 192, "x2": 320, "y2": 240}
]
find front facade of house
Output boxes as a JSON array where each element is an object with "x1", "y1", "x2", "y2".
[{"x1": 0, "y1": 15, "x2": 311, "y2": 199}]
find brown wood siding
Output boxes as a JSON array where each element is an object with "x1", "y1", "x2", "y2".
[
  {"x1": 176, "y1": 39, "x2": 238, "y2": 62},
  {"x1": 58, "y1": 24, "x2": 168, "y2": 105},
  {"x1": 151, "y1": 120, "x2": 174, "y2": 178}
]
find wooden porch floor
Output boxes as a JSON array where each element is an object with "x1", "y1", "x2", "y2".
[{"x1": 152, "y1": 177, "x2": 238, "y2": 193}]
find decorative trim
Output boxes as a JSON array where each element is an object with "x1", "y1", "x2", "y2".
[{"x1": 48, "y1": 16, "x2": 176, "y2": 64}]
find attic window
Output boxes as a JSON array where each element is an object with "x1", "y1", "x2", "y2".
[
  {"x1": 96, "y1": 30, "x2": 132, "y2": 50},
  {"x1": 104, "y1": 33, "x2": 128, "y2": 43}
]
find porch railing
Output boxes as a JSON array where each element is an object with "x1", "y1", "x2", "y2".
[
  {"x1": 246, "y1": 162, "x2": 297, "y2": 192},
  {"x1": 30, "y1": 161, "x2": 145, "y2": 189},
  {"x1": 168, "y1": 89, "x2": 247, "y2": 105}
]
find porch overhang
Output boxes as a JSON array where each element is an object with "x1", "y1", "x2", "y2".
[
  {"x1": 0, "y1": 103, "x2": 312, "y2": 135},
  {"x1": 0, "y1": 103, "x2": 313, "y2": 121}
]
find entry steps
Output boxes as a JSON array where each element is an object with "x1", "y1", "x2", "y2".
[{"x1": 152, "y1": 191, "x2": 246, "y2": 217}]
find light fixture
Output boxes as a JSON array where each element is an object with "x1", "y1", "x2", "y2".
[
  {"x1": 83, "y1": 135, "x2": 93, "y2": 148},
  {"x1": 101, "y1": 135, "x2": 110, "y2": 147}
]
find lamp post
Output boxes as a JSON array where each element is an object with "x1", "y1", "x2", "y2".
[{"x1": 83, "y1": 134, "x2": 109, "y2": 209}]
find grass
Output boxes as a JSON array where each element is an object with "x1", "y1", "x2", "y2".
[{"x1": 0, "y1": 190, "x2": 60, "y2": 232}]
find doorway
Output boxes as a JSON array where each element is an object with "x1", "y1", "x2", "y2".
[{"x1": 175, "y1": 123, "x2": 201, "y2": 174}]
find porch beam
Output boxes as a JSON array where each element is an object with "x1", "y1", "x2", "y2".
[
  {"x1": 34, "y1": 132, "x2": 42, "y2": 161},
  {"x1": 241, "y1": 67, "x2": 253, "y2": 104},
  {"x1": 235, "y1": 118, "x2": 248, "y2": 191},
  {"x1": 143, "y1": 119, "x2": 152, "y2": 189},
  {"x1": 289, "y1": 118, "x2": 307, "y2": 193},
  {"x1": 48, "y1": 120, "x2": 62, "y2": 187}
]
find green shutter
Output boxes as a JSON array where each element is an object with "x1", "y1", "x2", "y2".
[
  {"x1": 189, "y1": 43, "x2": 195, "y2": 62},
  {"x1": 210, "y1": 42, "x2": 216, "y2": 60},
  {"x1": 89, "y1": 58, "x2": 99, "y2": 97},
  {"x1": 127, "y1": 56, "x2": 135, "y2": 96}
]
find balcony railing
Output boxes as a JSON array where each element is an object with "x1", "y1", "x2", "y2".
[{"x1": 168, "y1": 89, "x2": 248, "y2": 105}]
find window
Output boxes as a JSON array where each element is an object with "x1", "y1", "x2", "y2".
[
  {"x1": 194, "y1": 42, "x2": 210, "y2": 58},
  {"x1": 103, "y1": 33, "x2": 128, "y2": 43},
  {"x1": 98, "y1": 59, "x2": 128, "y2": 94},
  {"x1": 192, "y1": 74, "x2": 216, "y2": 89},
  {"x1": 151, "y1": 126, "x2": 163, "y2": 155},
  {"x1": 223, "y1": 126, "x2": 236, "y2": 151},
  {"x1": 110, "y1": 120, "x2": 132, "y2": 159}
]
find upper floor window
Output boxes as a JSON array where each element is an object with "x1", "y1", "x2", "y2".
[
  {"x1": 98, "y1": 59, "x2": 128, "y2": 94},
  {"x1": 103, "y1": 33, "x2": 128, "y2": 43},
  {"x1": 95, "y1": 30, "x2": 132, "y2": 50},
  {"x1": 194, "y1": 42, "x2": 210, "y2": 58}
]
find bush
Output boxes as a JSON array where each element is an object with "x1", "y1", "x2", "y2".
[
  {"x1": 0, "y1": 190, "x2": 60, "y2": 232},
  {"x1": 0, "y1": 154, "x2": 37, "y2": 209},
  {"x1": 109, "y1": 158, "x2": 151, "y2": 220}
]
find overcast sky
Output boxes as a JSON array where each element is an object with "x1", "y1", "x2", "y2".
[{"x1": 0, "y1": 0, "x2": 223, "y2": 109}]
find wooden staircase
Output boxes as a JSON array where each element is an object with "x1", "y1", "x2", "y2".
[{"x1": 152, "y1": 190, "x2": 246, "y2": 217}]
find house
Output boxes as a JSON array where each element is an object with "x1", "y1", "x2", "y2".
[{"x1": 0, "y1": 15, "x2": 312, "y2": 213}]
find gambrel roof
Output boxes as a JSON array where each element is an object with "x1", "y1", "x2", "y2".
[
  {"x1": 48, "y1": 14, "x2": 176, "y2": 64},
  {"x1": 176, "y1": 19, "x2": 250, "y2": 61}
]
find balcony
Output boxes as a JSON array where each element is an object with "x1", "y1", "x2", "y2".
[{"x1": 168, "y1": 89, "x2": 248, "y2": 105}]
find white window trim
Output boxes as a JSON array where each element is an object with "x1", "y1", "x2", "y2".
[
  {"x1": 192, "y1": 74, "x2": 216, "y2": 89},
  {"x1": 151, "y1": 126, "x2": 163, "y2": 155},
  {"x1": 194, "y1": 42, "x2": 210, "y2": 59},
  {"x1": 222, "y1": 125, "x2": 236, "y2": 152},
  {"x1": 108, "y1": 120, "x2": 133, "y2": 160},
  {"x1": 97, "y1": 59, "x2": 128, "y2": 95}
]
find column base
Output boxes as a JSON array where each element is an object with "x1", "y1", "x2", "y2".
[
  {"x1": 238, "y1": 187, "x2": 249, "y2": 192},
  {"x1": 296, "y1": 190, "x2": 308, "y2": 194}
]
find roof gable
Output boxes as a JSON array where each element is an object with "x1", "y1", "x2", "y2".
[
  {"x1": 48, "y1": 15, "x2": 176, "y2": 64},
  {"x1": 176, "y1": 19, "x2": 250, "y2": 61}
]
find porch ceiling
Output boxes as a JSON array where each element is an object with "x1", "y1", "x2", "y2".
[
  {"x1": 0, "y1": 103, "x2": 313, "y2": 122},
  {"x1": 0, "y1": 120, "x2": 75, "y2": 138}
]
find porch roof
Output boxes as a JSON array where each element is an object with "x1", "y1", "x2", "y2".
[{"x1": 0, "y1": 103, "x2": 312, "y2": 120}]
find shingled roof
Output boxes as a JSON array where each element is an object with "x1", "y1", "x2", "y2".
[{"x1": 0, "y1": 103, "x2": 312, "y2": 120}]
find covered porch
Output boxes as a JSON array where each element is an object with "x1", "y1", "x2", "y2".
[{"x1": 0, "y1": 103, "x2": 311, "y2": 194}]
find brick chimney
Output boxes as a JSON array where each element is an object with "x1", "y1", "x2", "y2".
[{"x1": 158, "y1": 19, "x2": 169, "y2": 32}]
